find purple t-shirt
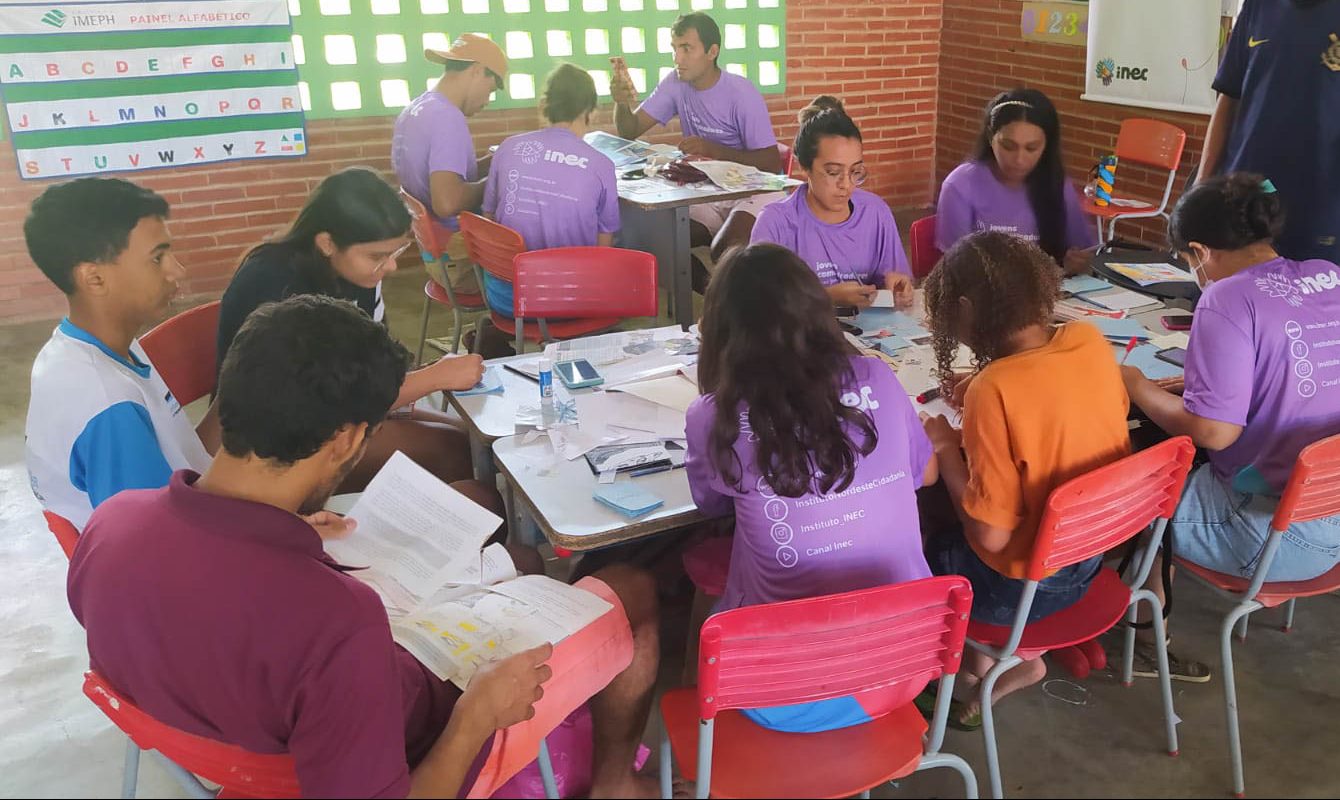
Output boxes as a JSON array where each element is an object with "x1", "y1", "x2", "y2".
[
  {"x1": 67, "y1": 471, "x2": 483, "y2": 798},
  {"x1": 685, "y1": 355, "x2": 933, "y2": 610},
  {"x1": 934, "y1": 160, "x2": 1096, "y2": 254},
  {"x1": 1183, "y1": 257, "x2": 1340, "y2": 493},
  {"x1": 750, "y1": 185, "x2": 910, "y2": 286},
  {"x1": 638, "y1": 70, "x2": 777, "y2": 152},
  {"x1": 392, "y1": 90, "x2": 478, "y2": 230}
]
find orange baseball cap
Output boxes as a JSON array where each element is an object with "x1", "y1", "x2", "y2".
[{"x1": 425, "y1": 33, "x2": 508, "y2": 85}]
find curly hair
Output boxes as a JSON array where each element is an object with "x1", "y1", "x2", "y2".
[
  {"x1": 697, "y1": 243, "x2": 877, "y2": 497},
  {"x1": 923, "y1": 231, "x2": 1060, "y2": 395}
]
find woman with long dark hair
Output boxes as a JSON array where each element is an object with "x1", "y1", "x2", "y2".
[
  {"x1": 214, "y1": 166, "x2": 486, "y2": 492},
  {"x1": 935, "y1": 88, "x2": 1096, "y2": 274},
  {"x1": 683, "y1": 243, "x2": 938, "y2": 733}
]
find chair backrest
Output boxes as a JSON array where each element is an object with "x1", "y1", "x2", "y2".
[
  {"x1": 138, "y1": 300, "x2": 221, "y2": 407},
  {"x1": 459, "y1": 211, "x2": 526, "y2": 283},
  {"x1": 513, "y1": 246, "x2": 659, "y2": 320},
  {"x1": 1027, "y1": 436, "x2": 1196, "y2": 581},
  {"x1": 696, "y1": 576, "x2": 971, "y2": 720},
  {"x1": 83, "y1": 671, "x2": 301, "y2": 798},
  {"x1": 1114, "y1": 119, "x2": 1187, "y2": 172},
  {"x1": 44, "y1": 511, "x2": 78, "y2": 560},
  {"x1": 1272, "y1": 432, "x2": 1340, "y2": 530},
  {"x1": 777, "y1": 142, "x2": 794, "y2": 177},
  {"x1": 908, "y1": 214, "x2": 940, "y2": 280},
  {"x1": 399, "y1": 186, "x2": 446, "y2": 261}
]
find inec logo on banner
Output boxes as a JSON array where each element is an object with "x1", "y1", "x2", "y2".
[
  {"x1": 40, "y1": 9, "x2": 66, "y2": 27},
  {"x1": 1095, "y1": 57, "x2": 1149, "y2": 87}
]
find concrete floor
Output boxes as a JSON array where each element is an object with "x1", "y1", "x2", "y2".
[{"x1": 2, "y1": 260, "x2": 1339, "y2": 798}]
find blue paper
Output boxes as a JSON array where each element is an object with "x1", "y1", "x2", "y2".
[
  {"x1": 1091, "y1": 317, "x2": 1152, "y2": 342},
  {"x1": 853, "y1": 308, "x2": 929, "y2": 339},
  {"x1": 593, "y1": 482, "x2": 664, "y2": 518},
  {"x1": 453, "y1": 366, "x2": 505, "y2": 396},
  {"x1": 1117, "y1": 343, "x2": 1183, "y2": 381},
  {"x1": 1061, "y1": 275, "x2": 1111, "y2": 295},
  {"x1": 877, "y1": 336, "x2": 913, "y2": 355}
]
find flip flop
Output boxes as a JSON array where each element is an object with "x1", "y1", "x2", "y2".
[{"x1": 914, "y1": 685, "x2": 982, "y2": 732}]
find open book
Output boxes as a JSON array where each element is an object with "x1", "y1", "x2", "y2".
[{"x1": 324, "y1": 452, "x2": 612, "y2": 689}]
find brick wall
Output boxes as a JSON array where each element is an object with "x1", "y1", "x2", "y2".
[
  {"x1": 935, "y1": 0, "x2": 1210, "y2": 250},
  {"x1": 0, "y1": 0, "x2": 943, "y2": 323}
]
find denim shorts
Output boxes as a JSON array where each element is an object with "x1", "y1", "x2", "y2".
[
  {"x1": 927, "y1": 526, "x2": 1101, "y2": 625},
  {"x1": 1171, "y1": 465, "x2": 1340, "y2": 582}
]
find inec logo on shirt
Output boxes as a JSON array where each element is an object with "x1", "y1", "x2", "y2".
[
  {"x1": 1256, "y1": 269, "x2": 1340, "y2": 307},
  {"x1": 513, "y1": 138, "x2": 590, "y2": 169},
  {"x1": 513, "y1": 139, "x2": 545, "y2": 165}
]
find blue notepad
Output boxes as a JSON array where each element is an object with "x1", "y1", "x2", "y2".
[
  {"x1": 853, "y1": 308, "x2": 929, "y2": 339},
  {"x1": 453, "y1": 366, "x2": 504, "y2": 396},
  {"x1": 1061, "y1": 275, "x2": 1111, "y2": 295},
  {"x1": 1118, "y1": 343, "x2": 1184, "y2": 381},
  {"x1": 1092, "y1": 317, "x2": 1152, "y2": 342},
  {"x1": 593, "y1": 483, "x2": 664, "y2": 518},
  {"x1": 877, "y1": 336, "x2": 913, "y2": 356}
]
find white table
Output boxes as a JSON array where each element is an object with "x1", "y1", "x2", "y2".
[
  {"x1": 491, "y1": 434, "x2": 703, "y2": 553},
  {"x1": 615, "y1": 174, "x2": 800, "y2": 327},
  {"x1": 444, "y1": 353, "x2": 551, "y2": 480}
]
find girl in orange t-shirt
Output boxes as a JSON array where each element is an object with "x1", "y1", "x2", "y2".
[{"x1": 919, "y1": 231, "x2": 1131, "y2": 728}]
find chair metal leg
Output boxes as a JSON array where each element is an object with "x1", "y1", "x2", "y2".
[
  {"x1": 416, "y1": 293, "x2": 432, "y2": 364},
  {"x1": 121, "y1": 737, "x2": 140, "y2": 799},
  {"x1": 659, "y1": 725, "x2": 673, "y2": 800},
  {"x1": 1141, "y1": 591, "x2": 1180, "y2": 756},
  {"x1": 695, "y1": 719, "x2": 715, "y2": 800},
  {"x1": 917, "y1": 752, "x2": 980, "y2": 799},
  {"x1": 152, "y1": 753, "x2": 216, "y2": 799},
  {"x1": 1122, "y1": 604, "x2": 1138, "y2": 686},
  {"x1": 1282, "y1": 598, "x2": 1297, "y2": 632},
  {"x1": 537, "y1": 737, "x2": 559, "y2": 800},
  {"x1": 1235, "y1": 613, "x2": 1250, "y2": 642},
  {"x1": 857, "y1": 791, "x2": 870, "y2": 799},
  {"x1": 450, "y1": 306, "x2": 464, "y2": 356},
  {"x1": 978, "y1": 655, "x2": 1018, "y2": 800},
  {"x1": 1223, "y1": 604, "x2": 1255, "y2": 797}
]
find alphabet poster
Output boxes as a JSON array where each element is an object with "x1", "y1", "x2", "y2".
[
  {"x1": 1082, "y1": 0, "x2": 1222, "y2": 115},
  {"x1": 0, "y1": 0, "x2": 305, "y2": 180}
]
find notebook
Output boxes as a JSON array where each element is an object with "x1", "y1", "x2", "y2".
[{"x1": 593, "y1": 483, "x2": 664, "y2": 518}]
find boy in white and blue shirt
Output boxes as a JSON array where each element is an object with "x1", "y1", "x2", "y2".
[{"x1": 24, "y1": 178, "x2": 211, "y2": 531}]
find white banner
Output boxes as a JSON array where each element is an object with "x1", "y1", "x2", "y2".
[
  {"x1": 0, "y1": 1, "x2": 288, "y2": 35},
  {"x1": 4, "y1": 41, "x2": 293, "y2": 83},
  {"x1": 7, "y1": 85, "x2": 301, "y2": 131},
  {"x1": 1082, "y1": 0, "x2": 1222, "y2": 115},
  {"x1": 15, "y1": 126, "x2": 307, "y2": 179}
]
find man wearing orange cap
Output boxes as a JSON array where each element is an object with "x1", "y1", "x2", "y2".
[{"x1": 392, "y1": 34, "x2": 508, "y2": 293}]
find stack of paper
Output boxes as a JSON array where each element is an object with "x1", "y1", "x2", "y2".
[
  {"x1": 1090, "y1": 316, "x2": 1154, "y2": 342},
  {"x1": 1055, "y1": 297, "x2": 1128, "y2": 321},
  {"x1": 593, "y1": 482, "x2": 664, "y2": 518},
  {"x1": 1106, "y1": 261, "x2": 1196, "y2": 286},
  {"x1": 1081, "y1": 287, "x2": 1162, "y2": 312},
  {"x1": 1061, "y1": 275, "x2": 1111, "y2": 295}
]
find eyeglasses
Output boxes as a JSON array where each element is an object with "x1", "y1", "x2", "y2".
[
  {"x1": 819, "y1": 165, "x2": 868, "y2": 187},
  {"x1": 374, "y1": 242, "x2": 413, "y2": 273}
]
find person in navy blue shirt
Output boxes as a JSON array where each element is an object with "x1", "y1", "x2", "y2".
[{"x1": 1198, "y1": 0, "x2": 1340, "y2": 262}]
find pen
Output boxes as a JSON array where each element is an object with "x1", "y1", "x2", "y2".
[
  {"x1": 629, "y1": 463, "x2": 675, "y2": 478},
  {"x1": 1120, "y1": 336, "x2": 1139, "y2": 365},
  {"x1": 916, "y1": 387, "x2": 941, "y2": 404}
]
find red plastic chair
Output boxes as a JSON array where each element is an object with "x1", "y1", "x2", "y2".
[
  {"x1": 513, "y1": 246, "x2": 658, "y2": 348},
  {"x1": 966, "y1": 436, "x2": 1195, "y2": 799},
  {"x1": 909, "y1": 214, "x2": 941, "y2": 280},
  {"x1": 83, "y1": 671, "x2": 301, "y2": 799},
  {"x1": 400, "y1": 188, "x2": 487, "y2": 361},
  {"x1": 44, "y1": 511, "x2": 78, "y2": 560},
  {"x1": 1172, "y1": 433, "x2": 1340, "y2": 797},
  {"x1": 1080, "y1": 119, "x2": 1187, "y2": 245},
  {"x1": 659, "y1": 576, "x2": 979, "y2": 799},
  {"x1": 138, "y1": 300, "x2": 221, "y2": 407}
]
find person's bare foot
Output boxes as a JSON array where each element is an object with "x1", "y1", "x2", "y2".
[{"x1": 589, "y1": 772, "x2": 672, "y2": 799}]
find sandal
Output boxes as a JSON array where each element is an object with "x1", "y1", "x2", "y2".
[{"x1": 914, "y1": 685, "x2": 983, "y2": 732}]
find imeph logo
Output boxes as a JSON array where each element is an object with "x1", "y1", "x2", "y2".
[
  {"x1": 1095, "y1": 57, "x2": 1148, "y2": 86},
  {"x1": 40, "y1": 8, "x2": 66, "y2": 27}
]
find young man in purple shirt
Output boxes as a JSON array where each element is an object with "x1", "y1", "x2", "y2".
[
  {"x1": 68, "y1": 295, "x2": 664, "y2": 798},
  {"x1": 610, "y1": 12, "x2": 784, "y2": 280}
]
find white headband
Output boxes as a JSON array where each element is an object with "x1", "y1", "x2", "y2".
[{"x1": 991, "y1": 99, "x2": 1033, "y2": 115}]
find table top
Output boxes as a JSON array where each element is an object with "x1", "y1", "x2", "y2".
[
  {"x1": 492, "y1": 434, "x2": 704, "y2": 551},
  {"x1": 615, "y1": 174, "x2": 800, "y2": 211},
  {"x1": 444, "y1": 353, "x2": 553, "y2": 443}
]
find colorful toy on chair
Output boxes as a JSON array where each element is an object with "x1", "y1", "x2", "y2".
[{"x1": 1094, "y1": 155, "x2": 1118, "y2": 207}]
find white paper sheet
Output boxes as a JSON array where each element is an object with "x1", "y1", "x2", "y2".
[
  {"x1": 1084, "y1": 288, "x2": 1162, "y2": 311},
  {"x1": 325, "y1": 452, "x2": 503, "y2": 611},
  {"x1": 600, "y1": 350, "x2": 689, "y2": 387},
  {"x1": 871, "y1": 289, "x2": 895, "y2": 308},
  {"x1": 609, "y1": 374, "x2": 698, "y2": 413},
  {"x1": 575, "y1": 391, "x2": 687, "y2": 439}
]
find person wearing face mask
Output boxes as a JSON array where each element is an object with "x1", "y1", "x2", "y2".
[
  {"x1": 1122, "y1": 173, "x2": 1340, "y2": 679},
  {"x1": 935, "y1": 89, "x2": 1097, "y2": 276},
  {"x1": 1197, "y1": 0, "x2": 1340, "y2": 263},
  {"x1": 749, "y1": 96, "x2": 914, "y2": 312},
  {"x1": 216, "y1": 167, "x2": 489, "y2": 496}
]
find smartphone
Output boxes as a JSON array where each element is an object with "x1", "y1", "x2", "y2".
[
  {"x1": 554, "y1": 358, "x2": 604, "y2": 389},
  {"x1": 1155, "y1": 347, "x2": 1187, "y2": 367},
  {"x1": 1161, "y1": 314, "x2": 1194, "y2": 331}
]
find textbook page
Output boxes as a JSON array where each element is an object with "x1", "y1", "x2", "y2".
[
  {"x1": 392, "y1": 575, "x2": 613, "y2": 688},
  {"x1": 326, "y1": 451, "x2": 503, "y2": 612}
]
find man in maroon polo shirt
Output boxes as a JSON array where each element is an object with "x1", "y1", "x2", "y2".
[{"x1": 68, "y1": 295, "x2": 662, "y2": 798}]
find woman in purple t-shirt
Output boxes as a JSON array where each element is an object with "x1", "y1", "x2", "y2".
[
  {"x1": 935, "y1": 89, "x2": 1096, "y2": 274},
  {"x1": 1125, "y1": 174, "x2": 1340, "y2": 590},
  {"x1": 750, "y1": 95, "x2": 913, "y2": 312},
  {"x1": 684, "y1": 243, "x2": 938, "y2": 733}
]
